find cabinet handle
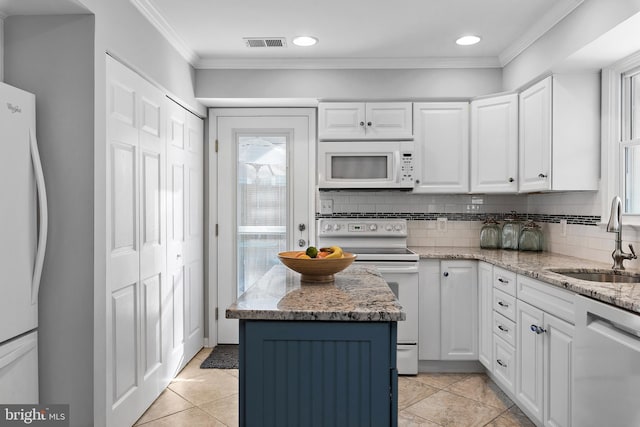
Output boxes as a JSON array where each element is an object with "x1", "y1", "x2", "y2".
[
  {"x1": 538, "y1": 173, "x2": 548, "y2": 178},
  {"x1": 498, "y1": 277, "x2": 509, "y2": 284},
  {"x1": 367, "y1": 121, "x2": 372, "y2": 126},
  {"x1": 508, "y1": 177, "x2": 514, "y2": 183},
  {"x1": 530, "y1": 324, "x2": 546, "y2": 334},
  {"x1": 497, "y1": 301, "x2": 509, "y2": 308},
  {"x1": 496, "y1": 359, "x2": 507, "y2": 368},
  {"x1": 498, "y1": 325, "x2": 509, "y2": 332},
  {"x1": 443, "y1": 272, "x2": 449, "y2": 277},
  {"x1": 359, "y1": 121, "x2": 365, "y2": 126}
]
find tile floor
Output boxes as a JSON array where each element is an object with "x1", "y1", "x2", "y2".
[{"x1": 135, "y1": 348, "x2": 535, "y2": 427}]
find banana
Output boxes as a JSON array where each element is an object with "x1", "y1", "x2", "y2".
[{"x1": 321, "y1": 246, "x2": 344, "y2": 259}]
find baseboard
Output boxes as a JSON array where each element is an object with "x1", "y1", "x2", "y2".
[{"x1": 417, "y1": 360, "x2": 485, "y2": 373}]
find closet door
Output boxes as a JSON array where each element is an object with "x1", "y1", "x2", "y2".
[
  {"x1": 166, "y1": 101, "x2": 204, "y2": 377},
  {"x1": 106, "y1": 56, "x2": 168, "y2": 427}
]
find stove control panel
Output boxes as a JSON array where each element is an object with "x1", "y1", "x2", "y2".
[{"x1": 318, "y1": 219, "x2": 407, "y2": 237}]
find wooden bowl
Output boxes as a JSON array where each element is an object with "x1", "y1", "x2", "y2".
[{"x1": 278, "y1": 251, "x2": 357, "y2": 283}]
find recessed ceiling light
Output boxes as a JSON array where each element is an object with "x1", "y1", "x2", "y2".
[
  {"x1": 456, "y1": 35, "x2": 481, "y2": 46},
  {"x1": 292, "y1": 36, "x2": 318, "y2": 47}
]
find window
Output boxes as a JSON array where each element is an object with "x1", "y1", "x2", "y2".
[
  {"x1": 621, "y1": 67, "x2": 640, "y2": 214},
  {"x1": 603, "y1": 50, "x2": 640, "y2": 225}
]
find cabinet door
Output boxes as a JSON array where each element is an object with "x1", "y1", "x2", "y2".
[
  {"x1": 318, "y1": 102, "x2": 366, "y2": 140},
  {"x1": 470, "y1": 94, "x2": 518, "y2": 193},
  {"x1": 365, "y1": 102, "x2": 413, "y2": 139},
  {"x1": 440, "y1": 260, "x2": 478, "y2": 360},
  {"x1": 413, "y1": 102, "x2": 469, "y2": 193},
  {"x1": 516, "y1": 300, "x2": 544, "y2": 424},
  {"x1": 478, "y1": 262, "x2": 493, "y2": 369},
  {"x1": 519, "y1": 76, "x2": 552, "y2": 192},
  {"x1": 544, "y1": 314, "x2": 573, "y2": 427}
]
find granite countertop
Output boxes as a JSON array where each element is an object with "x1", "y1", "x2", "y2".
[
  {"x1": 226, "y1": 264, "x2": 406, "y2": 322},
  {"x1": 411, "y1": 246, "x2": 640, "y2": 314}
]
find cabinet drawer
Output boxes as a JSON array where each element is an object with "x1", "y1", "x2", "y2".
[
  {"x1": 492, "y1": 311, "x2": 516, "y2": 347},
  {"x1": 493, "y1": 334, "x2": 515, "y2": 394},
  {"x1": 493, "y1": 288, "x2": 516, "y2": 321},
  {"x1": 517, "y1": 275, "x2": 575, "y2": 324},
  {"x1": 493, "y1": 267, "x2": 516, "y2": 296}
]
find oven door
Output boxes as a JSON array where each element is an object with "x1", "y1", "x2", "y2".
[
  {"x1": 359, "y1": 260, "x2": 419, "y2": 374},
  {"x1": 318, "y1": 141, "x2": 415, "y2": 189}
]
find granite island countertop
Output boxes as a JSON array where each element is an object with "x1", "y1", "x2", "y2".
[
  {"x1": 226, "y1": 264, "x2": 405, "y2": 322},
  {"x1": 410, "y1": 246, "x2": 640, "y2": 314}
]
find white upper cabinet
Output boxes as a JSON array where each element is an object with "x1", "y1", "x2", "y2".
[
  {"x1": 471, "y1": 94, "x2": 518, "y2": 193},
  {"x1": 518, "y1": 74, "x2": 600, "y2": 193},
  {"x1": 413, "y1": 102, "x2": 470, "y2": 193},
  {"x1": 318, "y1": 102, "x2": 413, "y2": 140}
]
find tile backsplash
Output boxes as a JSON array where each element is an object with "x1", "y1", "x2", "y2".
[{"x1": 317, "y1": 190, "x2": 640, "y2": 269}]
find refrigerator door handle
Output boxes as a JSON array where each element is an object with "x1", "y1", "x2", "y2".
[{"x1": 29, "y1": 128, "x2": 48, "y2": 305}]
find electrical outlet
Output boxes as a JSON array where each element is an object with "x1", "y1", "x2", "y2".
[
  {"x1": 560, "y1": 219, "x2": 567, "y2": 237},
  {"x1": 437, "y1": 217, "x2": 448, "y2": 232},
  {"x1": 320, "y1": 199, "x2": 333, "y2": 215}
]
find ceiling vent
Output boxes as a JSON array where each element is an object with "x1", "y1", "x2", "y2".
[{"x1": 244, "y1": 37, "x2": 287, "y2": 48}]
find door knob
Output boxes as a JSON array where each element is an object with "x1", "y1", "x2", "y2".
[
  {"x1": 538, "y1": 173, "x2": 548, "y2": 178},
  {"x1": 530, "y1": 324, "x2": 546, "y2": 334},
  {"x1": 298, "y1": 239, "x2": 306, "y2": 247},
  {"x1": 443, "y1": 272, "x2": 449, "y2": 277}
]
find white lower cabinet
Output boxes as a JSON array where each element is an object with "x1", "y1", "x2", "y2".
[
  {"x1": 419, "y1": 259, "x2": 477, "y2": 361},
  {"x1": 516, "y1": 290, "x2": 574, "y2": 427},
  {"x1": 493, "y1": 334, "x2": 516, "y2": 394},
  {"x1": 440, "y1": 260, "x2": 478, "y2": 360}
]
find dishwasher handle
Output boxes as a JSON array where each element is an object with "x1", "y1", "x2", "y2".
[{"x1": 375, "y1": 264, "x2": 419, "y2": 274}]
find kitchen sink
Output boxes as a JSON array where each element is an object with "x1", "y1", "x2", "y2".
[{"x1": 548, "y1": 268, "x2": 640, "y2": 283}]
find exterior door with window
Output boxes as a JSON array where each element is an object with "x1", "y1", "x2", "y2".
[{"x1": 213, "y1": 109, "x2": 315, "y2": 344}]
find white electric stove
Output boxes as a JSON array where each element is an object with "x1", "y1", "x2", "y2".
[{"x1": 317, "y1": 218, "x2": 419, "y2": 375}]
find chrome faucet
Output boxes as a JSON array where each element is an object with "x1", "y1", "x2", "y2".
[{"x1": 606, "y1": 196, "x2": 637, "y2": 270}]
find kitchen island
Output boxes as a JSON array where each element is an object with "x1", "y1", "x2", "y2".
[{"x1": 226, "y1": 264, "x2": 405, "y2": 427}]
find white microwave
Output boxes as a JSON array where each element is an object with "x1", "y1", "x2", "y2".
[{"x1": 318, "y1": 141, "x2": 416, "y2": 189}]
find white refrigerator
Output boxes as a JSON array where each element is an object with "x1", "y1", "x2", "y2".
[{"x1": 0, "y1": 82, "x2": 48, "y2": 403}]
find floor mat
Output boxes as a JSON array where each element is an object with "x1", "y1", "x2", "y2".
[{"x1": 200, "y1": 345, "x2": 239, "y2": 369}]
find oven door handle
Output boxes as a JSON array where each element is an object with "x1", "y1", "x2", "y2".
[{"x1": 375, "y1": 264, "x2": 419, "y2": 274}]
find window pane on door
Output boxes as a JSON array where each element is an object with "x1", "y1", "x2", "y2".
[
  {"x1": 237, "y1": 136, "x2": 287, "y2": 295},
  {"x1": 625, "y1": 144, "x2": 640, "y2": 214}
]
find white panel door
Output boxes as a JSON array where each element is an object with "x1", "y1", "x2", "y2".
[
  {"x1": 470, "y1": 94, "x2": 518, "y2": 193},
  {"x1": 365, "y1": 102, "x2": 413, "y2": 139},
  {"x1": 519, "y1": 77, "x2": 552, "y2": 192},
  {"x1": 440, "y1": 260, "x2": 478, "y2": 360},
  {"x1": 214, "y1": 109, "x2": 315, "y2": 344},
  {"x1": 516, "y1": 299, "x2": 544, "y2": 424},
  {"x1": 106, "y1": 57, "x2": 168, "y2": 427},
  {"x1": 166, "y1": 102, "x2": 204, "y2": 376},
  {"x1": 413, "y1": 102, "x2": 470, "y2": 193},
  {"x1": 544, "y1": 313, "x2": 573, "y2": 427},
  {"x1": 318, "y1": 102, "x2": 365, "y2": 139}
]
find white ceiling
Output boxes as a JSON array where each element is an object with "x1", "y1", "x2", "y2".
[
  {"x1": 132, "y1": 0, "x2": 584, "y2": 69},
  {"x1": 0, "y1": 0, "x2": 88, "y2": 17}
]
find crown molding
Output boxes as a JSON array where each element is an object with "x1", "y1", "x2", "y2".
[
  {"x1": 195, "y1": 56, "x2": 501, "y2": 70},
  {"x1": 129, "y1": 0, "x2": 200, "y2": 65},
  {"x1": 499, "y1": 0, "x2": 584, "y2": 66}
]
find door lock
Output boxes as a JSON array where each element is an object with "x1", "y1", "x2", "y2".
[{"x1": 298, "y1": 223, "x2": 306, "y2": 232}]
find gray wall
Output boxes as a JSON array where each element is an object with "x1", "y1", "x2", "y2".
[
  {"x1": 77, "y1": 0, "x2": 203, "y2": 115},
  {"x1": 502, "y1": 0, "x2": 640, "y2": 90},
  {"x1": 4, "y1": 15, "x2": 95, "y2": 426},
  {"x1": 196, "y1": 67, "x2": 503, "y2": 101}
]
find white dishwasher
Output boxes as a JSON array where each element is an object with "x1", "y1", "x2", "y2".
[{"x1": 574, "y1": 295, "x2": 640, "y2": 427}]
